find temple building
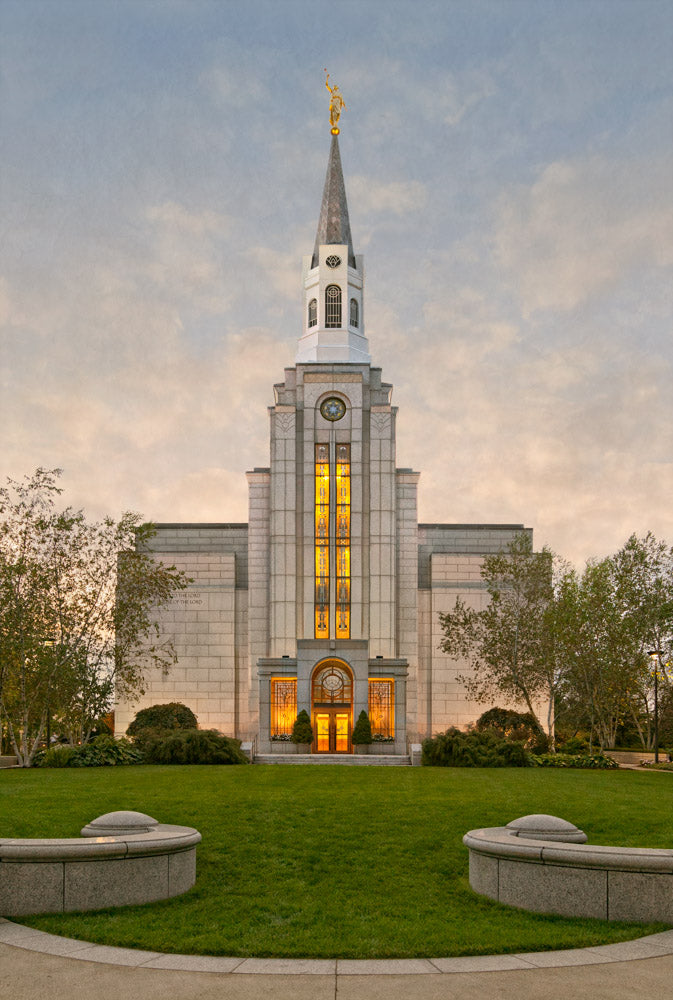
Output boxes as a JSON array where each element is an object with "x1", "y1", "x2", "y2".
[{"x1": 115, "y1": 122, "x2": 533, "y2": 756}]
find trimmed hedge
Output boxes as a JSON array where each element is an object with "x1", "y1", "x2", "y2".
[
  {"x1": 126, "y1": 702, "x2": 198, "y2": 738},
  {"x1": 530, "y1": 753, "x2": 618, "y2": 770},
  {"x1": 140, "y1": 728, "x2": 248, "y2": 765},
  {"x1": 422, "y1": 729, "x2": 619, "y2": 770},
  {"x1": 421, "y1": 728, "x2": 531, "y2": 767}
]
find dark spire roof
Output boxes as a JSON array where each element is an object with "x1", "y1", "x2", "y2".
[{"x1": 311, "y1": 134, "x2": 356, "y2": 269}]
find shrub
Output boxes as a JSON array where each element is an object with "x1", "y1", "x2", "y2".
[
  {"x1": 36, "y1": 735, "x2": 142, "y2": 768},
  {"x1": 141, "y1": 729, "x2": 248, "y2": 765},
  {"x1": 291, "y1": 710, "x2": 313, "y2": 745},
  {"x1": 530, "y1": 752, "x2": 618, "y2": 770},
  {"x1": 127, "y1": 702, "x2": 198, "y2": 738},
  {"x1": 351, "y1": 711, "x2": 373, "y2": 745},
  {"x1": 476, "y1": 707, "x2": 549, "y2": 753},
  {"x1": 421, "y1": 727, "x2": 532, "y2": 768},
  {"x1": 556, "y1": 734, "x2": 591, "y2": 755},
  {"x1": 38, "y1": 745, "x2": 78, "y2": 768}
]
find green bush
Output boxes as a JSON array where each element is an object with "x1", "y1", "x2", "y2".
[
  {"x1": 38, "y1": 745, "x2": 78, "y2": 768},
  {"x1": 556, "y1": 734, "x2": 591, "y2": 754},
  {"x1": 351, "y1": 711, "x2": 373, "y2": 745},
  {"x1": 421, "y1": 727, "x2": 532, "y2": 768},
  {"x1": 36, "y1": 735, "x2": 142, "y2": 768},
  {"x1": 126, "y1": 702, "x2": 198, "y2": 738},
  {"x1": 476, "y1": 707, "x2": 549, "y2": 753},
  {"x1": 141, "y1": 729, "x2": 248, "y2": 765},
  {"x1": 291, "y1": 710, "x2": 313, "y2": 745},
  {"x1": 530, "y1": 752, "x2": 618, "y2": 770}
]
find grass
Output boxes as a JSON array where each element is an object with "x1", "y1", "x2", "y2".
[{"x1": 1, "y1": 765, "x2": 671, "y2": 958}]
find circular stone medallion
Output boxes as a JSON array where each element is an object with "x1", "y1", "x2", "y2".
[
  {"x1": 320, "y1": 397, "x2": 346, "y2": 421},
  {"x1": 325, "y1": 254, "x2": 342, "y2": 269}
]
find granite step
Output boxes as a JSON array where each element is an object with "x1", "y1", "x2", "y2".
[{"x1": 253, "y1": 753, "x2": 411, "y2": 765}]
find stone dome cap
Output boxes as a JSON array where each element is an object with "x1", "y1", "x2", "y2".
[
  {"x1": 80, "y1": 810, "x2": 159, "y2": 838},
  {"x1": 506, "y1": 814, "x2": 587, "y2": 843}
]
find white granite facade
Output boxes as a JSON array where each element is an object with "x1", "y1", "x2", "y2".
[{"x1": 114, "y1": 135, "x2": 537, "y2": 749}]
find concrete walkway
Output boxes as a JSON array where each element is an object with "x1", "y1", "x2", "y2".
[{"x1": 1, "y1": 920, "x2": 672, "y2": 1000}]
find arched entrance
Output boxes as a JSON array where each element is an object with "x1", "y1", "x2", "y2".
[{"x1": 311, "y1": 659, "x2": 353, "y2": 753}]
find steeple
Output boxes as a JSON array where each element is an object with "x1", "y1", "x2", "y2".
[
  {"x1": 295, "y1": 81, "x2": 370, "y2": 367},
  {"x1": 311, "y1": 135, "x2": 356, "y2": 269}
]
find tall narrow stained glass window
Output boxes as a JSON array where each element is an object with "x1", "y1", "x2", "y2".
[
  {"x1": 368, "y1": 679, "x2": 394, "y2": 738},
  {"x1": 315, "y1": 443, "x2": 329, "y2": 638},
  {"x1": 325, "y1": 284, "x2": 341, "y2": 327},
  {"x1": 271, "y1": 678, "x2": 297, "y2": 737},
  {"x1": 335, "y1": 444, "x2": 350, "y2": 638}
]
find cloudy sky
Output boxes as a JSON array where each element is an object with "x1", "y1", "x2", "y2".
[{"x1": 1, "y1": 0, "x2": 671, "y2": 569}]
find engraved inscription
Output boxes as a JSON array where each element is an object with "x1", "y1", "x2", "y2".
[{"x1": 172, "y1": 591, "x2": 205, "y2": 607}]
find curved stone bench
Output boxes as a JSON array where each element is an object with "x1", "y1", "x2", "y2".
[
  {"x1": 464, "y1": 814, "x2": 673, "y2": 924},
  {"x1": 0, "y1": 811, "x2": 201, "y2": 917}
]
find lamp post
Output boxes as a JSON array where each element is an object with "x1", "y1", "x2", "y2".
[{"x1": 647, "y1": 650, "x2": 663, "y2": 763}]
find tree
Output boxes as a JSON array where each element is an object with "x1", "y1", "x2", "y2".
[
  {"x1": 553, "y1": 559, "x2": 645, "y2": 751},
  {"x1": 556, "y1": 535, "x2": 673, "y2": 751},
  {"x1": 610, "y1": 533, "x2": 673, "y2": 747},
  {"x1": 439, "y1": 533, "x2": 563, "y2": 747},
  {"x1": 0, "y1": 469, "x2": 190, "y2": 765},
  {"x1": 351, "y1": 710, "x2": 373, "y2": 746}
]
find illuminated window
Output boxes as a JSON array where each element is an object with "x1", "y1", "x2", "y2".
[
  {"x1": 312, "y1": 662, "x2": 352, "y2": 705},
  {"x1": 325, "y1": 285, "x2": 341, "y2": 327},
  {"x1": 350, "y1": 297, "x2": 358, "y2": 328},
  {"x1": 271, "y1": 678, "x2": 297, "y2": 737},
  {"x1": 308, "y1": 298, "x2": 317, "y2": 327},
  {"x1": 335, "y1": 444, "x2": 350, "y2": 639},
  {"x1": 369, "y1": 679, "x2": 394, "y2": 738},
  {"x1": 315, "y1": 443, "x2": 329, "y2": 638}
]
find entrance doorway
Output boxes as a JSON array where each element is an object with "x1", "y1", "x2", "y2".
[
  {"x1": 314, "y1": 709, "x2": 350, "y2": 753},
  {"x1": 311, "y1": 660, "x2": 352, "y2": 754}
]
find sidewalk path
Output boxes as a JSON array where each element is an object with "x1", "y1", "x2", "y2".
[{"x1": 1, "y1": 921, "x2": 672, "y2": 1000}]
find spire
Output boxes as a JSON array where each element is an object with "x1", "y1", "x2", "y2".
[{"x1": 311, "y1": 135, "x2": 356, "y2": 269}]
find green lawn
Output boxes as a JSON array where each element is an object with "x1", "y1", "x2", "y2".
[{"x1": 1, "y1": 765, "x2": 670, "y2": 958}]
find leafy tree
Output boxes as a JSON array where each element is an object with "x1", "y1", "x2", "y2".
[
  {"x1": 553, "y1": 560, "x2": 643, "y2": 750},
  {"x1": 610, "y1": 533, "x2": 673, "y2": 747},
  {"x1": 439, "y1": 533, "x2": 562, "y2": 746},
  {"x1": 0, "y1": 469, "x2": 189, "y2": 765},
  {"x1": 556, "y1": 535, "x2": 673, "y2": 751}
]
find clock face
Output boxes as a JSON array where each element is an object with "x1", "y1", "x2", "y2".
[
  {"x1": 320, "y1": 397, "x2": 346, "y2": 421},
  {"x1": 325, "y1": 254, "x2": 342, "y2": 269}
]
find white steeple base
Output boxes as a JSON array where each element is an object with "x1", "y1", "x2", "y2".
[{"x1": 295, "y1": 328, "x2": 371, "y2": 365}]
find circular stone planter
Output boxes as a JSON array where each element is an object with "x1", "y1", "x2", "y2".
[
  {"x1": 0, "y1": 811, "x2": 201, "y2": 917},
  {"x1": 464, "y1": 814, "x2": 673, "y2": 924}
]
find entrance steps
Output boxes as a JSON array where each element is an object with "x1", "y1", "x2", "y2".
[{"x1": 253, "y1": 753, "x2": 411, "y2": 766}]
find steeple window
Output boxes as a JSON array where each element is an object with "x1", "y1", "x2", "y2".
[
  {"x1": 308, "y1": 298, "x2": 317, "y2": 328},
  {"x1": 314, "y1": 441, "x2": 351, "y2": 640},
  {"x1": 315, "y1": 443, "x2": 330, "y2": 639},
  {"x1": 325, "y1": 285, "x2": 342, "y2": 328},
  {"x1": 350, "y1": 298, "x2": 359, "y2": 328},
  {"x1": 335, "y1": 444, "x2": 350, "y2": 639}
]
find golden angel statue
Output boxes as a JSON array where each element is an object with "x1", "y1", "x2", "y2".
[{"x1": 325, "y1": 69, "x2": 346, "y2": 134}]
